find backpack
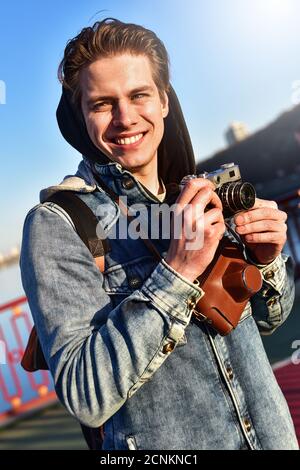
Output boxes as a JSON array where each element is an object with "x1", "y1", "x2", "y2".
[{"x1": 21, "y1": 189, "x2": 110, "y2": 449}]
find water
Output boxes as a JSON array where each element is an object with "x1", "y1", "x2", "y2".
[{"x1": 0, "y1": 264, "x2": 23, "y2": 305}]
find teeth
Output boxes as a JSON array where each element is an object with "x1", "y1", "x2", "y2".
[{"x1": 115, "y1": 133, "x2": 143, "y2": 145}]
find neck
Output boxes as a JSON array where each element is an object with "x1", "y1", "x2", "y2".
[
  {"x1": 135, "y1": 173, "x2": 161, "y2": 195},
  {"x1": 130, "y1": 157, "x2": 161, "y2": 196}
]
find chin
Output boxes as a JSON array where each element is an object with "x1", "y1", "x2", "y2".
[{"x1": 113, "y1": 155, "x2": 151, "y2": 172}]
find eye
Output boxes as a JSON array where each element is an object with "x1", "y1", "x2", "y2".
[
  {"x1": 132, "y1": 93, "x2": 148, "y2": 100},
  {"x1": 92, "y1": 101, "x2": 112, "y2": 112}
]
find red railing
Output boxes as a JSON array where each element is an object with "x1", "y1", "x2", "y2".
[
  {"x1": 0, "y1": 296, "x2": 56, "y2": 427},
  {"x1": 273, "y1": 361, "x2": 300, "y2": 446}
]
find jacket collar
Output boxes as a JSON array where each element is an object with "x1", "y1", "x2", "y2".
[
  {"x1": 39, "y1": 158, "x2": 96, "y2": 203},
  {"x1": 91, "y1": 159, "x2": 168, "y2": 205},
  {"x1": 40, "y1": 157, "x2": 173, "y2": 206}
]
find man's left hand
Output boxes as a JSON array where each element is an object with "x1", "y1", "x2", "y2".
[{"x1": 234, "y1": 198, "x2": 288, "y2": 265}]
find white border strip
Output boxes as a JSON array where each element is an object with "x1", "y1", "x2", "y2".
[{"x1": 272, "y1": 357, "x2": 293, "y2": 371}]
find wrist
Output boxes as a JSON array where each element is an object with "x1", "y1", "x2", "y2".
[{"x1": 163, "y1": 257, "x2": 200, "y2": 284}]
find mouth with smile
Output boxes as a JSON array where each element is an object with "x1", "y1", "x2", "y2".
[{"x1": 108, "y1": 131, "x2": 148, "y2": 149}]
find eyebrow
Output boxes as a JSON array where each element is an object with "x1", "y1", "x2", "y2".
[{"x1": 86, "y1": 86, "x2": 154, "y2": 107}]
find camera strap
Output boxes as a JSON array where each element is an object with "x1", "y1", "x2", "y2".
[{"x1": 94, "y1": 173, "x2": 164, "y2": 263}]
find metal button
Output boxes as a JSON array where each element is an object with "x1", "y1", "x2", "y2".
[
  {"x1": 243, "y1": 418, "x2": 252, "y2": 433},
  {"x1": 162, "y1": 341, "x2": 176, "y2": 354},
  {"x1": 187, "y1": 297, "x2": 197, "y2": 310},
  {"x1": 128, "y1": 276, "x2": 141, "y2": 289},
  {"x1": 265, "y1": 270, "x2": 275, "y2": 280},
  {"x1": 226, "y1": 366, "x2": 234, "y2": 380},
  {"x1": 267, "y1": 297, "x2": 277, "y2": 307},
  {"x1": 122, "y1": 177, "x2": 135, "y2": 190}
]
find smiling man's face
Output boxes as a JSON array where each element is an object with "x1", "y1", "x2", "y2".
[{"x1": 80, "y1": 53, "x2": 169, "y2": 176}]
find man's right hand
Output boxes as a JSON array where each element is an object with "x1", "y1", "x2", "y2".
[{"x1": 165, "y1": 178, "x2": 226, "y2": 283}]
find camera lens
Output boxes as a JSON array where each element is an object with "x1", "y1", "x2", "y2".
[
  {"x1": 216, "y1": 182, "x2": 256, "y2": 216},
  {"x1": 239, "y1": 182, "x2": 256, "y2": 209}
]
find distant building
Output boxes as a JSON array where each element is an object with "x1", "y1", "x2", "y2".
[
  {"x1": 198, "y1": 104, "x2": 300, "y2": 200},
  {"x1": 225, "y1": 121, "x2": 249, "y2": 146},
  {"x1": 0, "y1": 246, "x2": 20, "y2": 270}
]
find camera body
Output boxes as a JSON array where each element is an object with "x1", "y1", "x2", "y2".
[{"x1": 180, "y1": 163, "x2": 256, "y2": 218}]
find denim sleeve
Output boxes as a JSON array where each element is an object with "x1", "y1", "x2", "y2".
[
  {"x1": 20, "y1": 205, "x2": 204, "y2": 427},
  {"x1": 248, "y1": 253, "x2": 295, "y2": 335}
]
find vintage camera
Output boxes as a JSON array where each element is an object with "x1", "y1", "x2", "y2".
[
  {"x1": 179, "y1": 163, "x2": 261, "y2": 336},
  {"x1": 180, "y1": 163, "x2": 256, "y2": 218}
]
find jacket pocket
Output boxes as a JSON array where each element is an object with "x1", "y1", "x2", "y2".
[
  {"x1": 102, "y1": 256, "x2": 157, "y2": 309},
  {"x1": 103, "y1": 255, "x2": 157, "y2": 296}
]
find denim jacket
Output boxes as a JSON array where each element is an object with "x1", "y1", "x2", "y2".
[{"x1": 20, "y1": 158, "x2": 298, "y2": 450}]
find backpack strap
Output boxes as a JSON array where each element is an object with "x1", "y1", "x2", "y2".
[
  {"x1": 45, "y1": 190, "x2": 110, "y2": 272},
  {"x1": 21, "y1": 190, "x2": 110, "y2": 373}
]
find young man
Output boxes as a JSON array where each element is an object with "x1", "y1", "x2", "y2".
[{"x1": 20, "y1": 18, "x2": 298, "y2": 450}]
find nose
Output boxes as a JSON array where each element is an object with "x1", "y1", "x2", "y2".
[{"x1": 112, "y1": 100, "x2": 138, "y2": 128}]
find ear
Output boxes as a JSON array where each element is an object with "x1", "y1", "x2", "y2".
[{"x1": 161, "y1": 91, "x2": 169, "y2": 118}]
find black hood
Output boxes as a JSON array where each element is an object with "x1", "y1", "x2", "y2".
[{"x1": 56, "y1": 85, "x2": 196, "y2": 185}]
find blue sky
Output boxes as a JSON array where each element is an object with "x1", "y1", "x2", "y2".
[{"x1": 0, "y1": 0, "x2": 300, "y2": 253}]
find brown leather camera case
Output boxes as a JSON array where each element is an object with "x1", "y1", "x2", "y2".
[{"x1": 193, "y1": 238, "x2": 263, "y2": 336}]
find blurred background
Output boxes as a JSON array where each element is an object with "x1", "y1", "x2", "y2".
[{"x1": 0, "y1": 0, "x2": 299, "y2": 450}]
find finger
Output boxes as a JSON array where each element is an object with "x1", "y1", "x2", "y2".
[
  {"x1": 177, "y1": 187, "x2": 221, "y2": 219},
  {"x1": 204, "y1": 207, "x2": 224, "y2": 226},
  {"x1": 235, "y1": 220, "x2": 287, "y2": 235},
  {"x1": 234, "y1": 208, "x2": 287, "y2": 225},
  {"x1": 210, "y1": 221, "x2": 226, "y2": 240},
  {"x1": 182, "y1": 203, "x2": 219, "y2": 232},
  {"x1": 176, "y1": 178, "x2": 216, "y2": 208},
  {"x1": 181, "y1": 189, "x2": 214, "y2": 221},
  {"x1": 182, "y1": 207, "x2": 224, "y2": 242},
  {"x1": 218, "y1": 222, "x2": 226, "y2": 239},
  {"x1": 243, "y1": 232, "x2": 287, "y2": 244},
  {"x1": 192, "y1": 188, "x2": 223, "y2": 211},
  {"x1": 251, "y1": 198, "x2": 278, "y2": 210}
]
